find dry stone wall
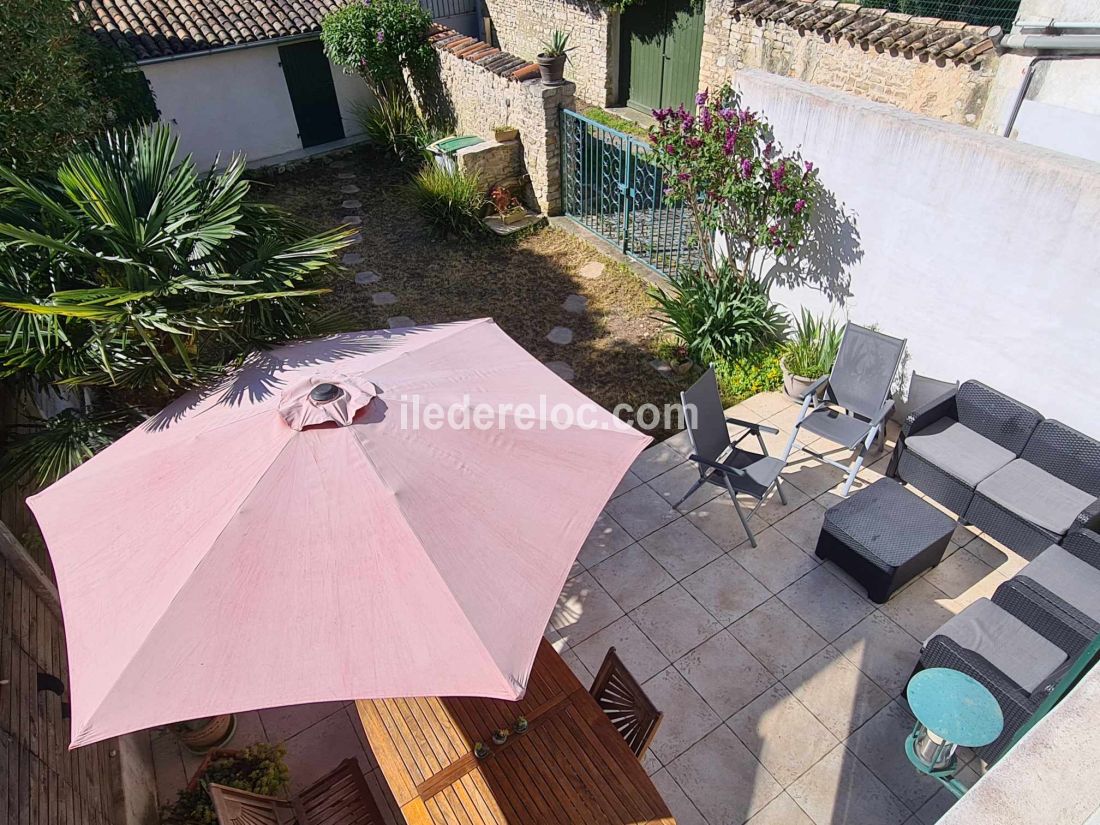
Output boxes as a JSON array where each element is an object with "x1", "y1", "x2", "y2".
[{"x1": 483, "y1": 0, "x2": 617, "y2": 106}]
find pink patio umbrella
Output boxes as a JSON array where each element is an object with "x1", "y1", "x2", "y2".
[{"x1": 29, "y1": 319, "x2": 649, "y2": 747}]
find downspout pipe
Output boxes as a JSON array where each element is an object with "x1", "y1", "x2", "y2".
[
  {"x1": 1001, "y1": 54, "x2": 1098, "y2": 138},
  {"x1": 1000, "y1": 33, "x2": 1100, "y2": 50}
]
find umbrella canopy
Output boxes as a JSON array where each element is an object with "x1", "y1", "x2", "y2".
[{"x1": 30, "y1": 319, "x2": 649, "y2": 747}]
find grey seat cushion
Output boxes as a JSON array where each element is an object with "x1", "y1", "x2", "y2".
[
  {"x1": 976, "y1": 459, "x2": 1095, "y2": 536},
  {"x1": 1020, "y1": 545, "x2": 1100, "y2": 624},
  {"x1": 906, "y1": 418, "x2": 1015, "y2": 488},
  {"x1": 928, "y1": 598, "x2": 1067, "y2": 693},
  {"x1": 799, "y1": 407, "x2": 873, "y2": 449}
]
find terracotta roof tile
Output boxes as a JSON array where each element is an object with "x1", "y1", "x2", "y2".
[
  {"x1": 428, "y1": 23, "x2": 537, "y2": 83},
  {"x1": 730, "y1": 0, "x2": 1001, "y2": 65},
  {"x1": 78, "y1": 0, "x2": 349, "y2": 61}
]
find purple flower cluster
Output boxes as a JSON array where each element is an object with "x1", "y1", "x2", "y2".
[{"x1": 376, "y1": 30, "x2": 384, "y2": 43}]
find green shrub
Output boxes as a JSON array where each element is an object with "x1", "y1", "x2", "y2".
[
  {"x1": 781, "y1": 308, "x2": 844, "y2": 379},
  {"x1": 649, "y1": 268, "x2": 788, "y2": 365},
  {"x1": 714, "y1": 348, "x2": 784, "y2": 407},
  {"x1": 409, "y1": 164, "x2": 485, "y2": 240},
  {"x1": 581, "y1": 107, "x2": 648, "y2": 139},
  {"x1": 358, "y1": 97, "x2": 435, "y2": 167},
  {"x1": 160, "y1": 743, "x2": 289, "y2": 824}
]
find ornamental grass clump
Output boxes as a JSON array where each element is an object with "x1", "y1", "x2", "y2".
[
  {"x1": 648, "y1": 85, "x2": 821, "y2": 283},
  {"x1": 409, "y1": 164, "x2": 486, "y2": 241},
  {"x1": 782, "y1": 308, "x2": 844, "y2": 380}
]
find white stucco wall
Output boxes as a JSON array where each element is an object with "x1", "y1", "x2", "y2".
[
  {"x1": 734, "y1": 70, "x2": 1100, "y2": 435},
  {"x1": 142, "y1": 39, "x2": 374, "y2": 169}
]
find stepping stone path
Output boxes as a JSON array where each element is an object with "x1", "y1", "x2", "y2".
[
  {"x1": 545, "y1": 361, "x2": 575, "y2": 382},
  {"x1": 340, "y1": 185, "x2": 360, "y2": 194},
  {"x1": 387, "y1": 316, "x2": 415, "y2": 329},
  {"x1": 348, "y1": 233, "x2": 363, "y2": 244},
  {"x1": 578, "y1": 261, "x2": 605, "y2": 280},
  {"x1": 355, "y1": 271, "x2": 380, "y2": 285},
  {"x1": 649, "y1": 358, "x2": 673, "y2": 376},
  {"x1": 342, "y1": 216, "x2": 362, "y2": 226},
  {"x1": 547, "y1": 326, "x2": 573, "y2": 346},
  {"x1": 341, "y1": 200, "x2": 362, "y2": 210},
  {"x1": 342, "y1": 253, "x2": 364, "y2": 266},
  {"x1": 372, "y1": 292, "x2": 397, "y2": 306},
  {"x1": 337, "y1": 172, "x2": 356, "y2": 179},
  {"x1": 562, "y1": 294, "x2": 588, "y2": 314}
]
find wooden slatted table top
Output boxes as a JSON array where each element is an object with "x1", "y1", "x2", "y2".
[{"x1": 356, "y1": 640, "x2": 675, "y2": 825}]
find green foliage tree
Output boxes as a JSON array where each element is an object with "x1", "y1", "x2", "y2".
[
  {"x1": 0, "y1": 0, "x2": 157, "y2": 174},
  {"x1": 321, "y1": 0, "x2": 435, "y2": 102},
  {"x1": 0, "y1": 126, "x2": 355, "y2": 484}
]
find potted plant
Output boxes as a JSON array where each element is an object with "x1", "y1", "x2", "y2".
[
  {"x1": 780, "y1": 309, "x2": 844, "y2": 401},
  {"x1": 173, "y1": 714, "x2": 237, "y2": 754},
  {"x1": 537, "y1": 30, "x2": 572, "y2": 86},
  {"x1": 488, "y1": 185, "x2": 527, "y2": 225},
  {"x1": 161, "y1": 743, "x2": 289, "y2": 824},
  {"x1": 493, "y1": 125, "x2": 518, "y2": 142}
]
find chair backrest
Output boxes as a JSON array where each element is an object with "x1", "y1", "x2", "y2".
[
  {"x1": 589, "y1": 647, "x2": 664, "y2": 760},
  {"x1": 297, "y1": 758, "x2": 384, "y2": 825},
  {"x1": 1022, "y1": 419, "x2": 1100, "y2": 497},
  {"x1": 681, "y1": 367, "x2": 730, "y2": 463},
  {"x1": 827, "y1": 324, "x2": 906, "y2": 419},
  {"x1": 957, "y1": 380, "x2": 1042, "y2": 456},
  {"x1": 208, "y1": 784, "x2": 296, "y2": 825}
]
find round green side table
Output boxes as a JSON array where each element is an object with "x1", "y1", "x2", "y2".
[{"x1": 905, "y1": 668, "x2": 1003, "y2": 798}]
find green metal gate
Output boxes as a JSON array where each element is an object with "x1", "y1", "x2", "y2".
[
  {"x1": 560, "y1": 110, "x2": 699, "y2": 279},
  {"x1": 621, "y1": 0, "x2": 706, "y2": 114}
]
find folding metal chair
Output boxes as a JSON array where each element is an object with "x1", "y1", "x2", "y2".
[
  {"x1": 780, "y1": 324, "x2": 907, "y2": 497},
  {"x1": 674, "y1": 367, "x2": 788, "y2": 547}
]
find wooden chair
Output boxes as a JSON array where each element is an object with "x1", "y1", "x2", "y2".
[
  {"x1": 209, "y1": 758, "x2": 384, "y2": 825},
  {"x1": 589, "y1": 647, "x2": 663, "y2": 760}
]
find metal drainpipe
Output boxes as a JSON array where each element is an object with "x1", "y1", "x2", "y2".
[{"x1": 1001, "y1": 54, "x2": 1098, "y2": 138}]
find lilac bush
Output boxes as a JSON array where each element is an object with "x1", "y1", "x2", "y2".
[{"x1": 649, "y1": 85, "x2": 821, "y2": 283}]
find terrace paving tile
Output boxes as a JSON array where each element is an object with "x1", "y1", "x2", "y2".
[
  {"x1": 729, "y1": 527, "x2": 820, "y2": 593},
  {"x1": 589, "y1": 544, "x2": 676, "y2": 612},
  {"x1": 788, "y1": 744, "x2": 910, "y2": 825},
  {"x1": 778, "y1": 565, "x2": 876, "y2": 641},
  {"x1": 746, "y1": 792, "x2": 816, "y2": 825},
  {"x1": 674, "y1": 629, "x2": 776, "y2": 719},
  {"x1": 611, "y1": 469, "x2": 643, "y2": 498},
  {"x1": 681, "y1": 554, "x2": 770, "y2": 625},
  {"x1": 684, "y1": 495, "x2": 768, "y2": 551},
  {"x1": 730, "y1": 598, "x2": 828, "y2": 679},
  {"x1": 640, "y1": 517, "x2": 724, "y2": 580},
  {"x1": 772, "y1": 498, "x2": 828, "y2": 554},
  {"x1": 642, "y1": 666, "x2": 723, "y2": 764},
  {"x1": 259, "y1": 701, "x2": 346, "y2": 743},
  {"x1": 630, "y1": 584, "x2": 723, "y2": 661},
  {"x1": 605, "y1": 483, "x2": 679, "y2": 539},
  {"x1": 845, "y1": 700, "x2": 944, "y2": 812},
  {"x1": 282, "y1": 704, "x2": 372, "y2": 792},
  {"x1": 650, "y1": 769, "x2": 708, "y2": 825},
  {"x1": 646, "y1": 460, "x2": 725, "y2": 513},
  {"x1": 834, "y1": 611, "x2": 922, "y2": 697},
  {"x1": 577, "y1": 511, "x2": 633, "y2": 568},
  {"x1": 550, "y1": 571, "x2": 624, "y2": 648},
  {"x1": 572, "y1": 614, "x2": 669, "y2": 684},
  {"x1": 630, "y1": 442, "x2": 686, "y2": 482},
  {"x1": 783, "y1": 646, "x2": 891, "y2": 740},
  {"x1": 878, "y1": 577, "x2": 956, "y2": 642}
]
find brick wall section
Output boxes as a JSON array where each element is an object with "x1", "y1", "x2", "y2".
[
  {"x1": 428, "y1": 26, "x2": 576, "y2": 214},
  {"x1": 483, "y1": 0, "x2": 616, "y2": 106},
  {"x1": 700, "y1": 0, "x2": 1000, "y2": 126}
]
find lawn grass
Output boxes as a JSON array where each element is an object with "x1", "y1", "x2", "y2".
[{"x1": 259, "y1": 147, "x2": 690, "y2": 438}]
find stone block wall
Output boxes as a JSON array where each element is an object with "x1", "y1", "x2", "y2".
[
  {"x1": 483, "y1": 0, "x2": 617, "y2": 106},
  {"x1": 455, "y1": 140, "x2": 530, "y2": 205},
  {"x1": 428, "y1": 27, "x2": 576, "y2": 214},
  {"x1": 700, "y1": 0, "x2": 1000, "y2": 127}
]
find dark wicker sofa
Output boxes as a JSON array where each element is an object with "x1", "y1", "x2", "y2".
[{"x1": 888, "y1": 380, "x2": 1100, "y2": 558}]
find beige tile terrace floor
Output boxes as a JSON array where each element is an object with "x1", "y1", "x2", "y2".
[{"x1": 149, "y1": 390, "x2": 1018, "y2": 825}]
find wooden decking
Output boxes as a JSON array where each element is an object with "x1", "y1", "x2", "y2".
[
  {"x1": 357, "y1": 639, "x2": 675, "y2": 825},
  {"x1": 0, "y1": 555, "x2": 122, "y2": 825}
]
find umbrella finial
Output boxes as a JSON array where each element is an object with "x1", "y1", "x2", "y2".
[{"x1": 310, "y1": 383, "x2": 341, "y2": 404}]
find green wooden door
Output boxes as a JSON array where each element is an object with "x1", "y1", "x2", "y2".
[
  {"x1": 279, "y1": 40, "x2": 346, "y2": 148},
  {"x1": 621, "y1": 0, "x2": 705, "y2": 114}
]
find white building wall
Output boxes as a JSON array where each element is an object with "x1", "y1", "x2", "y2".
[
  {"x1": 734, "y1": 70, "x2": 1100, "y2": 434},
  {"x1": 142, "y1": 39, "x2": 374, "y2": 169}
]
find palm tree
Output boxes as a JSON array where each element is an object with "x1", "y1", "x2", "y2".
[{"x1": 0, "y1": 125, "x2": 356, "y2": 483}]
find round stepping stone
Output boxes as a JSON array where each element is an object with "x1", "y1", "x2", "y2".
[
  {"x1": 372, "y1": 292, "x2": 397, "y2": 306},
  {"x1": 355, "y1": 271, "x2": 380, "y2": 285},
  {"x1": 578, "y1": 261, "x2": 605, "y2": 280},
  {"x1": 341, "y1": 200, "x2": 362, "y2": 210},
  {"x1": 562, "y1": 294, "x2": 588, "y2": 314},
  {"x1": 337, "y1": 172, "x2": 356, "y2": 179},
  {"x1": 340, "y1": 185, "x2": 360, "y2": 194},
  {"x1": 348, "y1": 233, "x2": 363, "y2": 244},
  {"x1": 342, "y1": 216, "x2": 362, "y2": 226},
  {"x1": 547, "y1": 326, "x2": 573, "y2": 346},
  {"x1": 545, "y1": 361, "x2": 575, "y2": 382},
  {"x1": 387, "y1": 316, "x2": 415, "y2": 329},
  {"x1": 342, "y1": 253, "x2": 364, "y2": 266},
  {"x1": 649, "y1": 358, "x2": 673, "y2": 376}
]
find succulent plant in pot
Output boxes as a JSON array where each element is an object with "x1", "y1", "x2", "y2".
[
  {"x1": 780, "y1": 309, "x2": 844, "y2": 400},
  {"x1": 537, "y1": 30, "x2": 573, "y2": 86}
]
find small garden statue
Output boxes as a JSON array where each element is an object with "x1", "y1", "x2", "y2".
[{"x1": 648, "y1": 86, "x2": 821, "y2": 284}]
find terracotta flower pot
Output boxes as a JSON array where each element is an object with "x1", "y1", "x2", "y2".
[
  {"x1": 175, "y1": 714, "x2": 236, "y2": 754},
  {"x1": 537, "y1": 53, "x2": 567, "y2": 86}
]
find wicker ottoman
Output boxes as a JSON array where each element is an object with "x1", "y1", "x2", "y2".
[{"x1": 816, "y1": 478, "x2": 955, "y2": 603}]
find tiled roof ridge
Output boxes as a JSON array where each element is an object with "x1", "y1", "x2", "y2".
[
  {"x1": 428, "y1": 24, "x2": 540, "y2": 82},
  {"x1": 730, "y1": 0, "x2": 1003, "y2": 66}
]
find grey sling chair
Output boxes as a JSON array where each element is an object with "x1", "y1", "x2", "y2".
[
  {"x1": 674, "y1": 367, "x2": 789, "y2": 547},
  {"x1": 780, "y1": 323, "x2": 907, "y2": 497}
]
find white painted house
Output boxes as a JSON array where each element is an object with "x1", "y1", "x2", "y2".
[{"x1": 82, "y1": 0, "x2": 376, "y2": 168}]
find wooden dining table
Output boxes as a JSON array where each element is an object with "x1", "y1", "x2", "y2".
[{"x1": 356, "y1": 640, "x2": 676, "y2": 824}]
